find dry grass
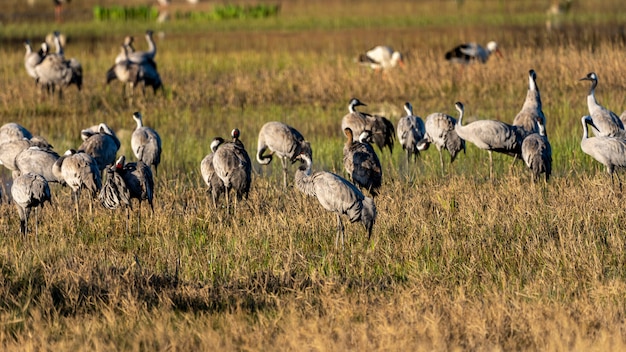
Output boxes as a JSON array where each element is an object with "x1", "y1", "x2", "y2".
[{"x1": 1, "y1": 0, "x2": 626, "y2": 350}]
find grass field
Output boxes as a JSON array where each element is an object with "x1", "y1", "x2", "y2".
[{"x1": 1, "y1": 0, "x2": 626, "y2": 350}]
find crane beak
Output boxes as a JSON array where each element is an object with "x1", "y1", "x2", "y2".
[{"x1": 579, "y1": 77, "x2": 590, "y2": 81}]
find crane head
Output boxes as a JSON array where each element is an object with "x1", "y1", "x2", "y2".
[
  {"x1": 348, "y1": 98, "x2": 366, "y2": 112},
  {"x1": 115, "y1": 155, "x2": 126, "y2": 170},
  {"x1": 580, "y1": 72, "x2": 597, "y2": 82},
  {"x1": 231, "y1": 128, "x2": 240, "y2": 140},
  {"x1": 403, "y1": 102, "x2": 413, "y2": 116}
]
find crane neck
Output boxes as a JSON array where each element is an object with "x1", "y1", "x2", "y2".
[
  {"x1": 54, "y1": 36, "x2": 63, "y2": 56},
  {"x1": 581, "y1": 119, "x2": 589, "y2": 140},
  {"x1": 146, "y1": 32, "x2": 156, "y2": 57},
  {"x1": 587, "y1": 79, "x2": 597, "y2": 100}
]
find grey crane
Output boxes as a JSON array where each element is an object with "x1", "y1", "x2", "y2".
[
  {"x1": 357, "y1": 45, "x2": 404, "y2": 70},
  {"x1": 294, "y1": 153, "x2": 376, "y2": 248},
  {"x1": 114, "y1": 36, "x2": 136, "y2": 64},
  {"x1": 34, "y1": 31, "x2": 82, "y2": 99},
  {"x1": 106, "y1": 44, "x2": 142, "y2": 99},
  {"x1": 343, "y1": 128, "x2": 382, "y2": 197},
  {"x1": 521, "y1": 119, "x2": 552, "y2": 183},
  {"x1": 52, "y1": 149, "x2": 102, "y2": 222},
  {"x1": 24, "y1": 40, "x2": 47, "y2": 81},
  {"x1": 11, "y1": 172, "x2": 51, "y2": 236},
  {"x1": 341, "y1": 98, "x2": 395, "y2": 154},
  {"x1": 131, "y1": 112, "x2": 162, "y2": 176},
  {"x1": 416, "y1": 109, "x2": 465, "y2": 175},
  {"x1": 454, "y1": 101, "x2": 530, "y2": 179},
  {"x1": 580, "y1": 72, "x2": 625, "y2": 138},
  {"x1": 256, "y1": 121, "x2": 312, "y2": 188},
  {"x1": 0, "y1": 123, "x2": 32, "y2": 145},
  {"x1": 212, "y1": 128, "x2": 252, "y2": 213},
  {"x1": 0, "y1": 136, "x2": 52, "y2": 178},
  {"x1": 78, "y1": 123, "x2": 121, "y2": 172},
  {"x1": 513, "y1": 69, "x2": 546, "y2": 134},
  {"x1": 396, "y1": 102, "x2": 426, "y2": 164},
  {"x1": 15, "y1": 146, "x2": 62, "y2": 183},
  {"x1": 125, "y1": 30, "x2": 157, "y2": 65},
  {"x1": 445, "y1": 41, "x2": 502, "y2": 64},
  {"x1": 99, "y1": 155, "x2": 154, "y2": 235},
  {"x1": 200, "y1": 137, "x2": 226, "y2": 208},
  {"x1": 580, "y1": 115, "x2": 626, "y2": 191}
]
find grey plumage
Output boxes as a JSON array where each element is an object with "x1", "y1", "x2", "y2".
[
  {"x1": 256, "y1": 121, "x2": 312, "y2": 188},
  {"x1": 131, "y1": 112, "x2": 162, "y2": 176},
  {"x1": 106, "y1": 44, "x2": 142, "y2": 97},
  {"x1": 24, "y1": 40, "x2": 46, "y2": 80},
  {"x1": 114, "y1": 36, "x2": 136, "y2": 64},
  {"x1": 341, "y1": 98, "x2": 395, "y2": 154},
  {"x1": 416, "y1": 109, "x2": 465, "y2": 175},
  {"x1": 580, "y1": 115, "x2": 626, "y2": 189},
  {"x1": 294, "y1": 153, "x2": 376, "y2": 248},
  {"x1": 454, "y1": 101, "x2": 531, "y2": 179},
  {"x1": 396, "y1": 102, "x2": 425, "y2": 163},
  {"x1": 513, "y1": 69, "x2": 546, "y2": 134},
  {"x1": 1, "y1": 137, "x2": 53, "y2": 178},
  {"x1": 78, "y1": 123, "x2": 121, "y2": 172},
  {"x1": 125, "y1": 30, "x2": 157, "y2": 65},
  {"x1": 343, "y1": 128, "x2": 382, "y2": 197},
  {"x1": 521, "y1": 119, "x2": 552, "y2": 182},
  {"x1": 0, "y1": 123, "x2": 32, "y2": 145},
  {"x1": 99, "y1": 155, "x2": 154, "y2": 235},
  {"x1": 200, "y1": 137, "x2": 226, "y2": 208},
  {"x1": 52, "y1": 149, "x2": 102, "y2": 221},
  {"x1": 212, "y1": 128, "x2": 252, "y2": 213},
  {"x1": 15, "y1": 146, "x2": 62, "y2": 183},
  {"x1": 580, "y1": 72, "x2": 625, "y2": 138},
  {"x1": 11, "y1": 172, "x2": 51, "y2": 236},
  {"x1": 34, "y1": 31, "x2": 82, "y2": 98}
]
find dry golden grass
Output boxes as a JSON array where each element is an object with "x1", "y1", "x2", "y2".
[{"x1": 1, "y1": 0, "x2": 626, "y2": 350}]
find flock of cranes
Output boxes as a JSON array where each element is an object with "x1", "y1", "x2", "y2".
[{"x1": 9, "y1": 30, "x2": 626, "y2": 247}]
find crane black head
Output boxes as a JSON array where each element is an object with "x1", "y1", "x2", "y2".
[
  {"x1": 529, "y1": 69, "x2": 536, "y2": 80},
  {"x1": 348, "y1": 98, "x2": 366, "y2": 112},
  {"x1": 231, "y1": 128, "x2": 240, "y2": 140},
  {"x1": 580, "y1": 72, "x2": 597, "y2": 82}
]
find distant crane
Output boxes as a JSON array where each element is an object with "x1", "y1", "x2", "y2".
[
  {"x1": 416, "y1": 109, "x2": 465, "y2": 175},
  {"x1": 256, "y1": 121, "x2": 312, "y2": 188},
  {"x1": 445, "y1": 41, "x2": 502, "y2": 64},
  {"x1": 212, "y1": 129, "x2": 252, "y2": 213},
  {"x1": 513, "y1": 69, "x2": 546, "y2": 134},
  {"x1": 341, "y1": 98, "x2": 395, "y2": 154},
  {"x1": 396, "y1": 102, "x2": 425, "y2": 164},
  {"x1": 24, "y1": 40, "x2": 47, "y2": 82},
  {"x1": 106, "y1": 44, "x2": 142, "y2": 100},
  {"x1": 294, "y1": 153, "x2": 376, "y2": 248},
  {"x1": 11, "y1": 172, "x2": 51, "y2": 236},
  {"x1": 79, "y1": 123, "x2": 120, "y2": 172},
  {"x1": 357, "y1": 45, "x2": 404, "y2": 70},
  {"x1": 131, "y1": 112, "x2": 162, "y2": 176},
  {"x1": 114, "y1": 36, "x2": 136, "y2": 64},
  {"x1": 99, "y1": 155, "x2": 154, "y2": 235},
  {"x1": 521, "y1": 119, "x2": 552, "y2": 183},
  {"x1": 580, "y1": 115, "x2": 626, "y2": 191},
  {"x1": 52, "y1": 149, "x2": 102, "y2": 222},
  {"x1": 34, "y1": 31, "x2": 82, "y2": 99},
  {"x1": 200, "y1": 137, "x2": 226, "y2": 208},
  {"x1": 579, "y1": 72, "x2": 625, "y2": 138},
  {"x1": 343, "y1": 128, "x2": 382, "y2": 197},
  {"x1": 454, "y1": 101, "x2": 530, "y2": 179}
]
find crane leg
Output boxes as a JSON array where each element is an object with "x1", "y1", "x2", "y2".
[
  {"x1": 281, "y1": 157, "x2": 288, "y2": 189},
  {"x1": 489, "y1": 151, "x2": 494, "y2": 180},
  {"x1": 137, "y1": 202, "x2": 141, "y2": 237},
  {"x1": 438, "y1": 150, "x2": 445, "y2": 176},
  {"x1": 73, "y1": 190, "x2": 80, "y2": 224},
  {"x1": 335, "y1": 214, "x2": 345, "y2": 250},
  {"x1": 225, "y1": 188, "x2": 230, "y2": 215}
]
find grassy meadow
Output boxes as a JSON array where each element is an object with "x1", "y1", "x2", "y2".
[{"x1": 1, "y1": 0, "x2": 626, "y2": 350}]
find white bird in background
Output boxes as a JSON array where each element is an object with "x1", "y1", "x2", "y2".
[
  {"x1": 580, "y1": 115, "x2": 626, "y2": 191},
  {"x1": 579, "y1": 72, "x2": 625, "y2": 138},
  {"x1": 358, "y1": 45, "x2": 405, "y2": 70},
  {"x1": 396, "y1": 102, "x2": 426, "y2": 164},
  {"x1": 294, "y1": 153, "x2": 377, "y2": 249},
  {"x1": 445, "y1": 41, "x2": 502, "y2": 64},
  {"x1": 256, "y1": 121, "x2": 312, "y2": 189},
  {"x1": 11, "y1": 172, "x2": 51, "y2": 236}
]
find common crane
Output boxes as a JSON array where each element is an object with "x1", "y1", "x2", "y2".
[
  {"x1": 396, "y1": 102, "x2": 425, "y2": 164},
  {"x1": 343, "y1": 128, "x2": 382, "y2": 197},
  {"x1": 341, "y1": 98, "x2": 395, "y2": 154},
  {"x1": 11, "y1": 172, "x2": 51, "y2": 236}
]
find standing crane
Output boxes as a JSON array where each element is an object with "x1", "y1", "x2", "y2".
[
  {"x1": 114, "y1": 36, "x2": 136, "y2": 64},
  {"x1": 341, "y1": 98, "x2": 395, "y2": 154},
  {"x1": 52, "y1": 149, "x2": 102, "y2": 222},
  {"x1": 579, "y1": 72, "x2": 625, "y2": 138},
  {"x1": 521, "y1": 119, "x2": 552, "y2": 183},
  {"x1": 580, "y1": 115, "x2": 626, "y2": 191},
  {"x1": 357, "y1": 45, "x2": 404, "y2": 70},
  {"x1": 200, "y1": 137, "x2": 226, "y2": 208},
  {"x1": 294, "y1": 153, "x2": 377, "y2": 248},
  {"x1": 396, "y1": 102, "x2": 425, "y2": 164},
  {"x1": 212, "y1": 129, "x2": 252, "y2": 214},
  {"x1": 79, "y1": 123, "x2": 120, "y2": 172},
  {"x1": 34, "y1": 31, "x2": 82, "y2": 99},
  {"x1": 454, "y1": 101, "x2": 530, "y2": 179},
  {"x1": 106, "y1": 44, "x2": 142, "y2": 100},
  {"x1": 11, "y1": 172, "x2": 51, "y2": 236},
  {"x1": 131, "y1": 112, "x2": 162, "y2": 176},
  {"x1": 416, "y1": 108, "x2": 465, "y2": 175},
  {"x1": 256, "y1": 121, "x2": 312, "y2": 188},
  {"x1": 513, "y1": 69, "x2": 546, "y2": 134},
  {"x1": 99, "y1": 156, "x2": 154, "y2": 235},
  {"x1": 444, "y1": 41, "x2": 502, "y2": 64},
  {"x1": 24, "y1": 40, "x2": 47, "y2": 82},
  {"x1": 343, "y1": 128, "x2": 382, "y2": 197}
]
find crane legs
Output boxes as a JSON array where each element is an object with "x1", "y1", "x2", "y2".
[
  {"x1": 335, "y1": 213, "x2": 345, "y2": 250},
  {"x1": 438, "y1": 149, "x2": 445, "y2": 176},
  {"x1": 281, "y1": 157, "x2": 288, "y2": 189}
]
